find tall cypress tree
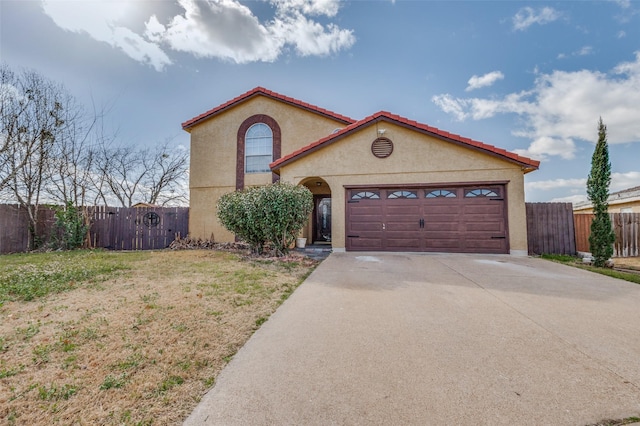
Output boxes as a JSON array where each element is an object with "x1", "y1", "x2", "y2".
[{"x1": 586, "y1": 118, "x2": 615, "y2": 267}]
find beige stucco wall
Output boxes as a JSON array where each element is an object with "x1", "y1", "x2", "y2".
[
  {"x1": 188, "y1": 95, "x2": 349, "y2": 241},
  {"x1": 574, "y1": 200, "x2": 640, "y2": 214},
  {"x1": 278, "y1": 122, "x2": 530, "y2": 254}
]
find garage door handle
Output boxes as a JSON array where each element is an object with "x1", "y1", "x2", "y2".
[
  {"x1": 491, "y1": 236, "x2": 506, "y2": 239},
  {"x1": 419, "y1": 218, "x2": 424, "y2": 228},
  {"x1": 348, "y1": 235, "x2": 360, "y2": 238}
]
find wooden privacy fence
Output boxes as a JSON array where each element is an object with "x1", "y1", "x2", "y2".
[
  {"x1": 0, "y1": 204, "x2": 189, "y2": 254},
  {"x1": 526, "y1": 203, "x2": 576, "y2": 256},
  {"x1": 574, "y1": 213, "x2": 640, "y2": 257}
]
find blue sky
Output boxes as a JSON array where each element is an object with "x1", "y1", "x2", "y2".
[{"x1": 2, "y1": 0, "x2": 639, "y2": 203}]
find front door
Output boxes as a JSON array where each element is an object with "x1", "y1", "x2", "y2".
[{"x1": 314, "y1": 197, "x2": 332, "y2": 242}]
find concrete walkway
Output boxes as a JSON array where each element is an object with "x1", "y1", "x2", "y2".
[{"x1": 184, "y1": 253, "x2": 640, "y2": 425}]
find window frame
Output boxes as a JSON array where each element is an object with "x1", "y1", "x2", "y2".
[
  {"x1": 236, "y1": 115, "x2": 281, "y2": 190},
  {"x1": 244, "y1": 123, "x2": 273, "y2": 173}
]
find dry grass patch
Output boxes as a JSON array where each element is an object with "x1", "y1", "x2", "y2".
[
  {"x1": 0, "y1": 249, "x2": 317, "y2": 425},
  {"x1": 615, "y1": 256, "x2": 640, "y2": 270}
]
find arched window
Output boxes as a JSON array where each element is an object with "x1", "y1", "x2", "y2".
[{"x1": 245, "y1": 123, "x2": 273, "y2": 173}]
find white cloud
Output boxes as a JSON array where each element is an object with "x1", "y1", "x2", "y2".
[
  {"x1": 271, "y1": 12, "x2": 355, "y2": 57},
  {"x1": 524, "y1": 171, "x2": 640, "y2": 203},
  {"x1": 151, "y1": 0, "x2": 282, "y2": 63},
  {"x1": 466, "y1": 71, "x2": 504, "y2": 92},
  {"x1": 42, "y1": 0, "x2": 172, "y2": 71},
  {"x1": 614, "y1": 0, "x2": 631, "y2": 9},
  {"x1": 514, "y1": 136, "x2": 577, "y2": 160},
  {"x1": 512, "y1": 6, "x2": 560, "y2": 31},
  {"x1": 557, "y1": 46, "x2": 592, "y2": 60},
  {"x1": 271, "y1": 0, "x2": 340, "y2": 17},
  {"x1": 432, "y1": 52, "x2": 640, "y2": 160},
  {"x1": 431, "y1": 94, "x2": 468, "y2": 121},
  {"x1": 617, "y1": 30, "x2": 626, "y2": 38},
  {"x1": 550, "y1": 194, "x2": 588, "y2": 204},
  {"x1": 526, "y1": 178, "x2": 586, "y2": 191},
  {"x1": 577, "y1": 46, "x2": 593, "y2": 56},
  {"x1": 611, "y1": 171, "x2": 640, "y2": 191},
  {"x1": 41, "y1": 0, "x2": 355, "y2": 69}
]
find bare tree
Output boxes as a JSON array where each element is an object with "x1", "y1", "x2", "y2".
[
  {"x1": 94, "y1": 144, "x2": 146, "y2": 207},
  {"x1": 0, "y1": 64, "x2": 30, "y2": 191},
  {"x1": 143, "y1": 141, "x2": 189, "y2": 206},
  {"x1": 0, "y1": 65, "x2": 71, "y2": 249},
  {"x1": 45, "y1": 96, "x2": 98, "y2": 207},
  {"x1": 94, "y1": 140, "x2": 189, "y2": 207}
]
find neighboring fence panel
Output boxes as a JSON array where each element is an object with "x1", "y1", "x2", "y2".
[
  {"x1": 613, "y1": 213, "x2": 639, "y2": 257},
  {"x1": 0, "y1": 204, "x2": 29, "y2": 254},
  {"x1": 574, "y1": 213, "x2": 639, "y2": 257},
  {"x1": 0, "y1": 205, "x2": 57, "y2": 253},
  {"x1": 526, "y1": 203, "x2": 576, "y2": 255},
  {"x1": 573, "y1": 214, "x2": 594, "y2": 253}
]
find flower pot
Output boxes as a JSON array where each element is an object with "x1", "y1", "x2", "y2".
[{"x1": 296, "y1": 237, "x2": 307, "y2": 248}]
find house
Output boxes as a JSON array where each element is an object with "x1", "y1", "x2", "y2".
[
  {"x1": 182, "y1": 87, "x2": 539, "y2": 255},
  {"x1": 573, "y1": 186, "x2": 640, "y2": 214}
]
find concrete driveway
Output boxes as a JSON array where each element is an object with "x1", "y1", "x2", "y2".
[{"x1": 184, "y1": 253, "x2": 640, "y2": 425}]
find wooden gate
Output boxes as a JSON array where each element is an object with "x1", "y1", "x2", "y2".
[{"x1": 88, "y1": 206, "x2": 189, "y2": 250}]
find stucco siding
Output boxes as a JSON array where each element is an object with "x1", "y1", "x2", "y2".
[
  {"x1": 190, "y1": 96, "x2": 348, "y2": 188},
  {"x1": 189, "y1": 95, "x2": 349, "y2": 241}
]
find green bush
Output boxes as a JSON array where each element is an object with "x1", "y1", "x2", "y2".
[
  {"x1": 52, "y1": 202, "x2": 88, "y2": 250},
  {"x1": 217, "y1": 183, "x2": 313, "y2": 256}
]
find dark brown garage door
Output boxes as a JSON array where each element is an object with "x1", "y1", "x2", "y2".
[{"x1": 346, "y1": 185, "x2": 508, "y2": 253}]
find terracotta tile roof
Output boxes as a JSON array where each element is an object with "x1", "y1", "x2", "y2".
[
  {"x1": 182, "y1": 87, "x2": 356, "y2": 130},
  {"x1": 270, "y1": 111, "x2": 540, "y2": 172}
]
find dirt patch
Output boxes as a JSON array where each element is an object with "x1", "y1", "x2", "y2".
[
  {"x1": 615, "y1": 256, "x2": 640, "y2": 270},
  {"x1": 0, "y1": 250, "x2": 317, "y2": 425}
]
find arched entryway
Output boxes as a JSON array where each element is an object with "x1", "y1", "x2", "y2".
[{"x1": 299, "y1": 177, "x2": 332, "y2": 245}]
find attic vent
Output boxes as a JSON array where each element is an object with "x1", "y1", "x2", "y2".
[{"x1": 371, "y1": 137, "x2": 393, "y2": 159}]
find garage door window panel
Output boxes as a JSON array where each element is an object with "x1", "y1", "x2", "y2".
[
  {"x1": 464, "y1": 188, "x2": 500, "y2": 198},
  {"x1": 425, "y1": 189, "x2": 457, "y2": 198},
  {"x1": 387, "y1": 190, "x2": 418, "y2": 199},
  {"x1": 351, "y1": 191, "x2": 380, "y2": 200}
]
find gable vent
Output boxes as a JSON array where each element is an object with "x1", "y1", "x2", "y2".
[{"x1": 371, "y1": 137, "x2": 394, "y2": 158}]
